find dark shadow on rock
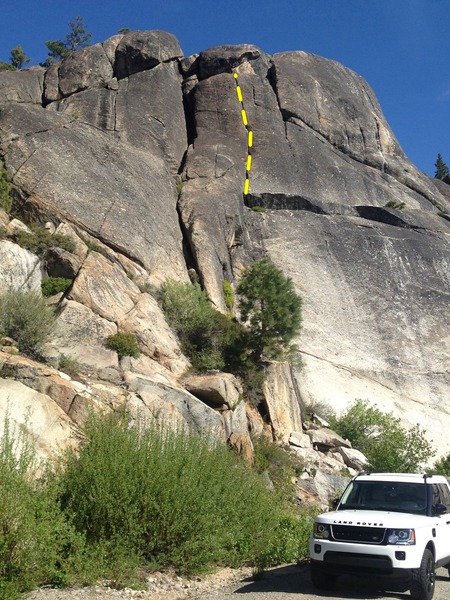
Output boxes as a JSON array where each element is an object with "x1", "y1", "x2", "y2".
[
  {"x1": 245, "y1": 193, "x2": 326, "y2": 213},
  {"x1": 355, "y1": 206, "x2": 417, "y2": 229}
]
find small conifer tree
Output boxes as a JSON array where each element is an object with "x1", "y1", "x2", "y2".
[
  {"x1": 434, "y1": 153, "x2": 449, "y2": 180},
  {"x1": 237, "y1": 258, "x2": 302, "y2": 361},
  {"x1": 10, "y1": 45, "x2": 31, "y2": 69},
  {"x1": 43, "y1": 16, "x2": 91, "y2": 66}
]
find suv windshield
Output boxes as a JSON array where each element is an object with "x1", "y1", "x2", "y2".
[{"x1": 338, "y1": 480, "x2": 427, "y2": 515}]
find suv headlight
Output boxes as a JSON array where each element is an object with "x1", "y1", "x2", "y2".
[
  {"x1": 387, "y1": 529, "x2": 415, "y2": 545},
  {"x1": 313, "y1": 522, "x2": 331, "y2": 539}
]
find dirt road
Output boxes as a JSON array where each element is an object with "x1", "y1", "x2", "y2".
[
  {"x1": 27, "y1": 564, "x2": 450, "y2": 600},
  {"x1": 192, "y1": 564, "x2": 450, "y2": 600}
]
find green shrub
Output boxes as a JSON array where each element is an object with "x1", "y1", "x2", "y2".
[
  {"x1": 253, "y1": 435, "x2": 303, "y2": 497},
  {"x1": 0, "y1": 163, "x2": 12, "y2": 213},
  {"x1": 57, "y1": 411, "x2": 289, "y2": 575},
  {"x1": 222, "y1": 280, "x2": 234, "y2": 310},
  {"x1": 0, "y1": 416, "x2": 87, "y2": 598},
  {"x1": 0, "y1": 61, "x2": 16, "y2": 71},
  {"x1": 159, "y1": 280, "x2": 242, "y2": 372},
  {"x1": 256, "y1": 508, "x2": 319, "y2": 571},
  {"x1": 13, "y1": 224, "x2": 75, "y2": 257},
  {"x1": 433, "y1": 453, "x2": 450, "y2": 476},
  {"x1": 41, "y1": 277, "x2": 72, "y2": 297},
  {"x1": 175, "y1": 178, "x2": 184, "y2": 197},
  {"x1": 105, "y1": 332, "x2": 140, "y2": 358},
  {"x1": 330, "y1": 399, "x2": 435, "y2": 472},
  {"x1": 385, "y1": 201, "x2": 405, "y2": 210},
  {"x1": 251, "y1": 205, "x2": 266, "y2": 213},
  {"x1": 0, "y1": 288, "x2": 56, "y2": 357}
]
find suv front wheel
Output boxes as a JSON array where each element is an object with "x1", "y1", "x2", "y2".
[{"x1": 410, "y1": 548, "x2": 435, "y2": 600}]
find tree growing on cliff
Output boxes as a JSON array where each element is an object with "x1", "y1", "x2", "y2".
[
  {"x1": 237, "y1": 258, "x2": 302, "y2": 361},
  {"x1": 434, "y1": 153, "x2": 449, "y2": 180},
  {"x1": 0, "y1": 45, "x2": 31, "y2": 70},
  {"x1": 10, "y1": 45, "x2": 31, "y2": 69},
  {"x1": 42, "y1": 16, "x2": 91, "y2": 65}
]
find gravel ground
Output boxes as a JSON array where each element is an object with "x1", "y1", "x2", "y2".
[
  {"x1": 25, "y1": 566, "x2": 254, "y2": 600},
  {"x1": 25, "y1": 564, "x2": 450, "y2": 600}
]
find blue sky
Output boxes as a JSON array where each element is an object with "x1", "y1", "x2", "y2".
[{"x1": 1, "y1": 0, "x2": 448, "y2": 177}]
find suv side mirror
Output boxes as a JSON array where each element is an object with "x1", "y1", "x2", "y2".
[
  {"x1": 433, "y1": 503, "x2": 447, "y2": 515},
  {"x1": 332, "y1": 498, "x2": 340, "y2": 509}
]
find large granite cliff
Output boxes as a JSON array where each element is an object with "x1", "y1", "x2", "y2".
[{"x1": 0, "y1": 30, "x2": 449, "y2": 463}]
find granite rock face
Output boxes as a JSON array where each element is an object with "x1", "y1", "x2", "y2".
[{"x1": 0, "y1": 30, "x2": 449, "y2": 462}]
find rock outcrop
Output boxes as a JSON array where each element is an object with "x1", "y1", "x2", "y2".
[{"x1": 0, "y1": 30, "x2": 449, "y2": 474}]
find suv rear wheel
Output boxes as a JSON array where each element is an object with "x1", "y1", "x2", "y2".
[{"x1": 410, "y1": 548, "x2": 435, "y2": 600}]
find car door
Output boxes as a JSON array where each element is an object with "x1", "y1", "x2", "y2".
[{"x1": 431, "y1": 484, "x2": 450, "y2": 562}]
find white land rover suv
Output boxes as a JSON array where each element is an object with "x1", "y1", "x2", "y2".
[{"x1": 310, "y1": 473, "x2": 450, "y2": 600}]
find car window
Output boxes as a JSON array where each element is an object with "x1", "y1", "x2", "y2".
[
  {"x1": 339, "y1": 481, "x2": 427, "y2": 514},
  {"x1": 436, "y1": 484, "x2": 450, "y2": 511},
  {"x1": 431, "y1": 484, "x2": 450, "y2": 511}
]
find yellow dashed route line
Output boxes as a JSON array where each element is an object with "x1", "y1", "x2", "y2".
[{"x1": 233, "y1": 72, "x2": 252, "y2": 196}]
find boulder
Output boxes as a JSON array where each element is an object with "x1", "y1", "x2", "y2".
[
  {"x1": 306, "y1": 427, "x2": 351, "y2": 451},
  {"x1": 183, "y1": 372, "x2": 243, "y2": 408},
  {"x1": 0, "y1": 67, "x2": 44, "y2": 105},
  {"x1": 124, "y1": 371, "x2": 226, "y2": 441},
  {"x1": 222, "y1": 398, "x2": 249, "y2": 445},
  {"x1": 297, "y1": 470, "x2": 350, "y2": 509},
  {"x1": 197, "y1": 44, "x2": 262, "y2": 79},
  {"x1": 49, "y1": 299, "x2": 118, "y2": 370},
  {"x1": 114, "y1": 30, "x2": 183, "y2": 78},
  {"x1": 0, "y1": 239, "x2": 42, "y2": 291},
  {"x1": 45, "y1": 246, "x2": 83, "y2": 279},
  {"x1": 69, "y1": 251, "x2": 139, "y2": 322},
  {"x1": 118, "y1": 293, "x2": 189, "y2": 375},
  {"x1": 337, "y1": 446, "x2": 369, "y2": 471},
  {"x1": 289, "y1": 431, "x2": 312, "y2": 449},
  {"x1": 0, "y1": 378, "x2": 78, "y2": 462},
  {"x1": 57, "y1": 44, "x2": 113, "y2": 97}
]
